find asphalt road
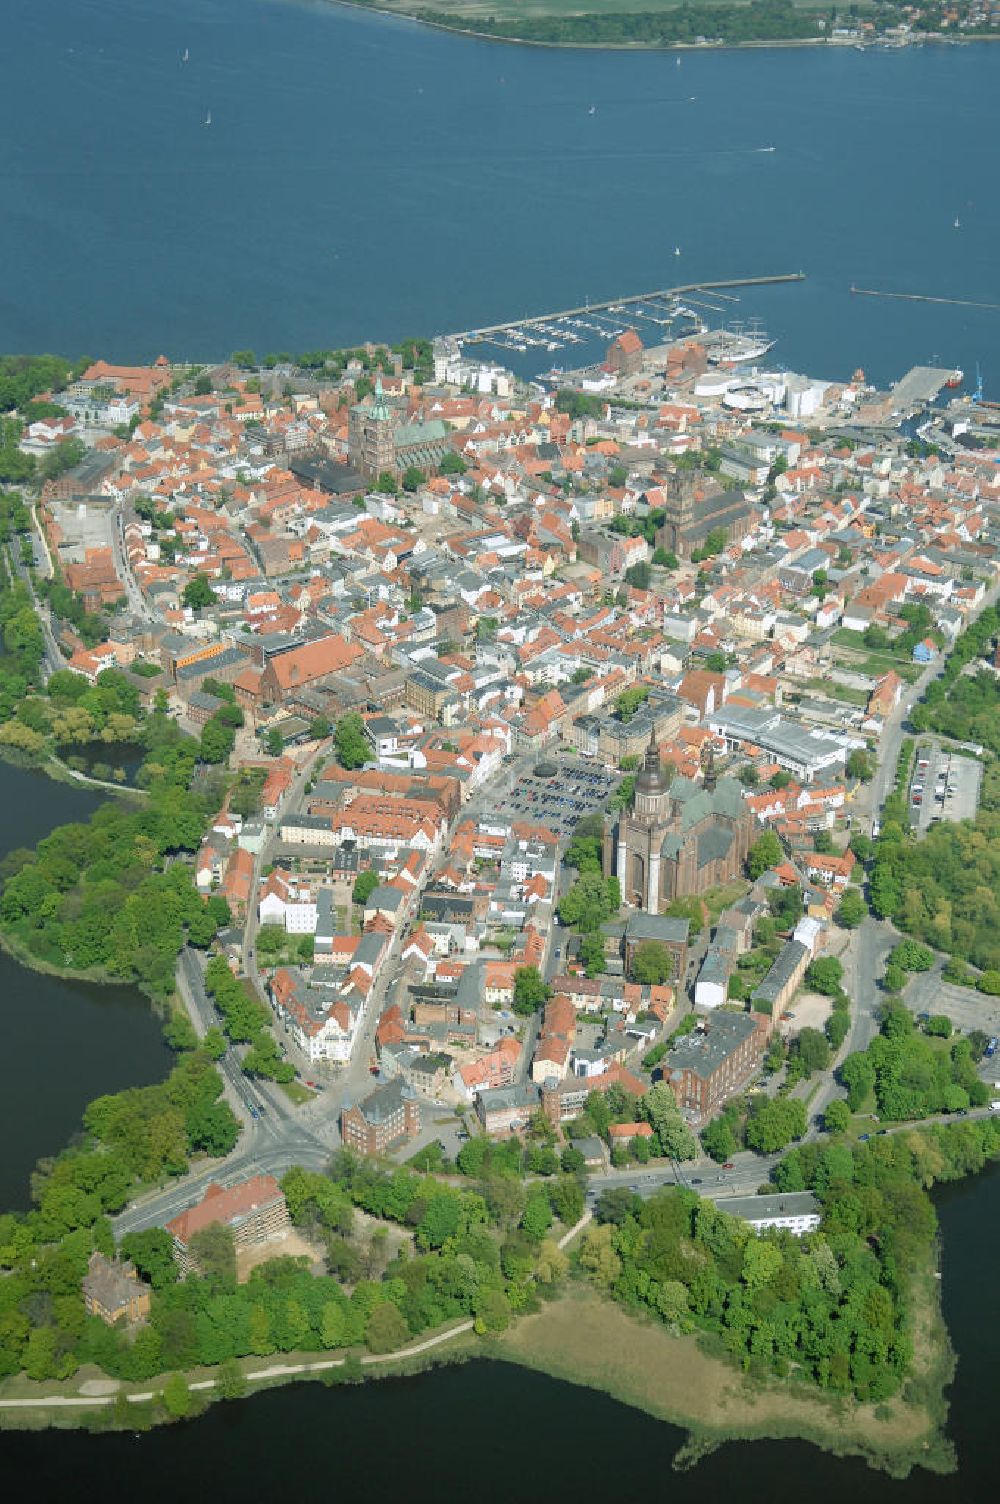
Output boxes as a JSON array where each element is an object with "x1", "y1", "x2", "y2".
[{"x1": 587, "y1": 1150, "x2": 783, "y2": 1203}]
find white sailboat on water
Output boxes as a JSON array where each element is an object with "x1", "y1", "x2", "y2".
[
  {"x1": 204, "y1": 109, "x2": 212, "y2": 127},
  {"x1": 182, "y1": 47, "x2": 189, "y2": 63}
]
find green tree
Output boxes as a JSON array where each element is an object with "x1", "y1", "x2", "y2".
[
  {"x1": 120, "y1": 1229, "x2": 178, "y2": 1290},
  {"x1": 745, "y1": 1096, "x2": 807, "y2": 1153},
  {"x1": 748, "y1": 830, "x2": 783, "y2": 880},
  {"x1": 187, "y1": 1221, "x2": 237, "y2": 1285},
  {"x1": 333, "y1": 713, "x2": 369, "y2": 770},
  {"x1": 513, "y1": 966, "x2": 548, "y2": 1016},
  {"x1": 401, "y1": 465, "x2": 426, "y2": 493},
  {"x1": 578, "y1": 932, "x2": 606, "y2": 978},
  {"x1": 641, "y1": 1082, "x2": 698, "y2": 1159},
  {"x1": 365, "y1": 1302, "x2": 409, "y2": 1354},
  {"x1": 701, "y1": 1115, "x2": 738, "y2": 1162},
  {"x1": 615, "y1": 685, "x2": 651, "y2": 723},
  {"x1": 824, "y1": 1099, "x2": 850, "y2": 1135},
  {"x1": 522, "y1": 1186, "x2": 554, "y2": 1242},
  {"x1": 806, "y1": 956, "x2": 843, "y2": 995},
  {"x1": 840, "y1": 1052, "x2": 875, "y2": 1111},
  {"x1": 892, "y1": 940, "x2": 935, "y2": 974},
  {"x1": 836, "y1": 890, "x2": 866, "y2": 929},
  {"x1": 846, "y1": 748, "x2": 874, "y2": 782},
  {"x1": 182, "y1": 576, "x2": 216, "y2": 610},
  {"x1": 162, "y1": 1372, "x2": 193, "y2": 1419},
  {"x1": 352, "y1": 869, "x2": 379, "y2": 906},
  {"x1": 790, "y1": 1027, "x2": 831, "y2": 1077},
  {"x1": 630, "y1": 941, "x2": 673, "y2": 985},
  {"x1": 216, "y1": 1358, "x2": 248, "y2": 1399},
  {"x1": 558, "y1": 872, "x2": 617, "y2": 933}
]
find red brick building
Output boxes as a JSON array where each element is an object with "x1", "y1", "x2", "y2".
[
  {"x1": 661, "y1": 1012, "x2": 763, "y2": 1125},
  {"x1": 607, "y1": 329, "x2": 643, "y2": 377},
  {"x1": 341, "y1": 1077, "x2": 420, "y2": 1155}
]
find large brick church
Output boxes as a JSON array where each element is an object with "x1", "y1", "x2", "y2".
[{"x1": 605, "y1": 732, "x2": 754, "y2": 913}]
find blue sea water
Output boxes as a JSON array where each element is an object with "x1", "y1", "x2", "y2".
[{"x1": 1, "y1": 0, "x2": 998, "y2": 387}]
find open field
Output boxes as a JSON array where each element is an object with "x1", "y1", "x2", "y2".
[{"x1": 497, "y1": 1285, "x2": 954, "y2": 1475}]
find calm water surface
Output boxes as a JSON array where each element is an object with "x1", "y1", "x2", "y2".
[
  {"x1": 1, "y1": 0, "x2": 999, "y2": 386},
  {"x1": 0, "y1": 760, "x2": 171, "y2": 1211}
]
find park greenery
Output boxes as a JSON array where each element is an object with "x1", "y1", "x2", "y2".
[
  {"x1": 0, "y1": 1028, "x2": 239, "y2": 1382},
  {"x1": 0, "y1": 682, "x2": 239, "y2": 994},
  {"x1": 0, "y1": 1148, "x2": 586, "y2": 1386},
  {"x1": 868, "y1": 800, "x2": 1000, "y2": 972},
  {"x1": 589, "y1": 1115, "x2": 1000, "y2": 1405},
  {"x1": 839, "y1": 1000, "x2": 989, "y2": 1121}
]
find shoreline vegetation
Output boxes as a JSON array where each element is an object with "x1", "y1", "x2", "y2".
[
  {"x1": 496, "y1": 1281, "x2": 955, "y2": 1477},
  {"x1": 0, "y1": 1266, "x2": 956, "y2": 1476},
  {"x1": 1, "y1": 1121, "x2": 994, "y2": 1469},
  {"x1": 327, "y1": 0, "x2": 1000, "y2": 53},
  {"x1": 0, "y1": 740, "x2": 148, "y2": 799}
]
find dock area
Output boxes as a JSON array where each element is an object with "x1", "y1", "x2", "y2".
[
  {"x1": 446, "y1": 272, "x2": 804, "y2": 346},
  {"x1": 891, "y1": 366, "x2": 956, "y2": 406}
]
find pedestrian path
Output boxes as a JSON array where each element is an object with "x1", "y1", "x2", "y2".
[{"x1": 0, "y1": 1320, "x2": 476, "y2": 1411}]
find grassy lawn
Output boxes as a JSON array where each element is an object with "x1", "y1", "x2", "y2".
[
  {"x1": 830, "y1": 631, "x2": 921, "y2": 684},
  {"x1": 701, "y1": 878, "x2": 750, "y2": 925},
  {"x1": 800, "y1": 678, "x2": 868, "y2": 707},
  {"x1": 497, "y1": 1286, "x2": 949, "y2": 1471},
  {"x1": 280, "y1": 1081, "x2": 314, "y2": 1106}
]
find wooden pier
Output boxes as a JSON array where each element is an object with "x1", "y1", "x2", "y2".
[{"x1": 449, "y1": 272, "x2": 805, "y2": 343}]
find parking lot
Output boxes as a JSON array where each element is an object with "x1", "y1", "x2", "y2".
[
  {"x1": 908, "y1": 743, "x2": 982, "y2": 831},
  {"x1": 905, "y1": 971, "x2": 1000, "y2": 1081},
  {"x1": 484, "y1": 756, "x2": 619, "y2": 839}
]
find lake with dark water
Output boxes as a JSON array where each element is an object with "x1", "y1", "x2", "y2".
[
  {"x1": 2, "y1": 0, "x2": 999, "y2": 1487},
  {"x1": 0, "y1": 760, "x2": 171, "y2": 1212}
]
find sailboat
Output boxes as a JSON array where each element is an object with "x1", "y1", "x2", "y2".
[
  {"x1": 675, "y1": 56, "x2": 681, "y2": 66},
  {"x1": 588, "y1": 104, "x2": 596, "y2": 116},
  {"x1": 182, "y1": 47, "x2": 189, "y2": 63},
  {"x1": 204, "y1": 110, "x2": 212, "y2": 127},
  {"x1": 674, "y1": 246, "x2": 681, "y2": 256},
  {"x1": 953, "y1": 216, "x2": 961, "y2": 229}
]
